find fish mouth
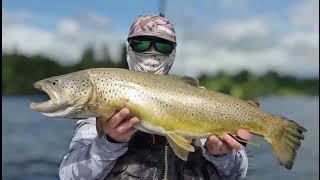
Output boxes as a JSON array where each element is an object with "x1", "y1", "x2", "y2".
[{"x1": 30, "y1": 82, "x2": 67, "y2": 114}]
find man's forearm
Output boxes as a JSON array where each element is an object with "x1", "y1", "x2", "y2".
[
  {"x1": 203, "y1": 149, "x2": 248, "y2": 179},
  {"x1": 196, "y1": 138, "x2": 248, "y2": 179},
  {"x1": 59, "y1": 136, "x2": 128, "y2": 179},
  {"x1": 59, "y1": 118, "x2": 128, "y2": 179}
]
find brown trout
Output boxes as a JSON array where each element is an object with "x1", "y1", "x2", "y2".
[{"x1": 30, "y1": 68, "x2": 306, "y2": 169}]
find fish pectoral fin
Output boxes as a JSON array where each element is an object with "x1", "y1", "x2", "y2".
[
  {"x1": 166, "y1": 136, "x2": 190, "y2": 161},
  {"x1": 167, "y1": 131, "x2": 195, "y2": 153},
  {"x1": 96, "y1": 105, "x2": 115, "y2": 119},
  {"x1": 95, "y1": 107, "x2": 116, "y2": 137},
  {"x1": 87, "y1": 103, "x2": 98, "y2": 112},
  {"x1": 87, "y1": 75, "x2": 101, "y2": 111},
  {"x1": 228, "y1": 133, "x2": 260, "y2": 148}
]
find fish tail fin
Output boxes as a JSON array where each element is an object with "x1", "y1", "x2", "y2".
[{"x1": 267, "y1": 116, "x2": 306, "y2": 169}]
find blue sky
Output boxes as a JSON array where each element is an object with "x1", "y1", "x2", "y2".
[
  {"x1": 3, "y1": 0, "x2": 161, "y2": 34},
  {"x1": 2, "y1": 0, "x2": 319, "y2": 77},
  {"x1": 3, "y1": 0, "x2": 296, "y2": 33}
]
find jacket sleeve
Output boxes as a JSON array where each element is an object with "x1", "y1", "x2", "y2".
[
  {"x1": 198, "y1": 139, "x2": 249, "y2": 179},
  {"x1": 59, "y1": 117, "x2": 128, "y2": 179}
]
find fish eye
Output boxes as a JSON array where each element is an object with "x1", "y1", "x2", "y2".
[{"x1": 52, "y1": 80, "x2": 58, "y2": 85}]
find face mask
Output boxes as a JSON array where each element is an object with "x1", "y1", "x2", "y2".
[{"x1": 126, "y1": 42, "x2": 176, "y2": 75}]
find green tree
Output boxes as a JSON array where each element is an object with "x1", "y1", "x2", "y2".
[
  {"x1": 233, "y1": 70, "x2": 250, "y2": 83},
  {"x1": 2, "y1": 48, "x2": 319, "y2": 97},
  {"x1": 117, "y1": 43, "x2": 128, "y2": 69},
  {"x1": 100, "y1": 44, "x2": 112, "y2": 62},
  {"x1": 78, "y1": 46, "x2": 96, "y2": 69}
]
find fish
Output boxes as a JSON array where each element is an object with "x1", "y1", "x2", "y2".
[{"x1": 30, "y1": 68, "x2": 306, "y2": 169}]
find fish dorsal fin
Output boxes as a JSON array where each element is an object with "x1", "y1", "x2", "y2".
[
  {"x1": 169, "y1": 75, "x2": 199, "y2": 87},
  {"x1": 166, "y1": 131, "x2": 195, "y2": 161},
  {"x1": 87, "y1": 74, "x2": 102, "y2": 112},
  {"x1": 246, "y1": 100, "x2": 260, "y2": 108}
]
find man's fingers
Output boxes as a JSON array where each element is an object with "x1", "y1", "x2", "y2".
[
  {"x1": 206, "y1": 131, "x2": 251, "y2": 156},
  {"x1": 108, "y1": 108, "x2": 130, "y2": 128},
  {"x1": 208, "y1": 135, "x2": 222, "y2": 146},
  {"x1": 119, "y1": 127, "x2": 138, "y2": 142},
  {"x1": 116, "y1": 117, "x2": 140, "y2": 133},
  {"x1": 237, "y1": 129, "x2": 252, "y2": 141},
  {"x1": 223, "y1": 133, "x2": 243, "y2": 150},
  {"x1": 125, "y1": 127, "x2": 138, "y2": 137},
  {"x1": 207, "y1": 135, "x2": 231, "y2": 155}
]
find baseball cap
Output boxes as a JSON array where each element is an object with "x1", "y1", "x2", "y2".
[{"x1": 127, "y1": 14, "x2": 176, "y2": 43}]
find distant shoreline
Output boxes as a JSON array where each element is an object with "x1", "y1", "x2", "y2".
[{"x1": 3, "y1": 52, "x2": 319, "y2": 99}]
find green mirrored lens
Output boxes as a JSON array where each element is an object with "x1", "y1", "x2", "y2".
[
  {"x1": 131, "y1": 41, "x2": 150, "y2": 52},
  {"x1": 155, "y1": 43, "x2": 173, "y2": 54}
]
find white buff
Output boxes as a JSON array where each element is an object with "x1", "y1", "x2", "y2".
[{"x1": 126, "y1": 42, "x2": 176, "y2": 75}]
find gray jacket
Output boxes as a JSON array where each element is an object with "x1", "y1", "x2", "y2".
[{"x1": 59, "y1": 118, "x2": 248, "y2": 180}]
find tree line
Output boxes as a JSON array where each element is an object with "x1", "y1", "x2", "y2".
[
  {"x1": 3, "y1": 45, "x2": 127, "y2": 95},
  {"x1": 199, "y1": 70, "x2": 318, "y2": 100},
  {"x1": 2, "y1": 45, "x2": 319, "y2": 100}
]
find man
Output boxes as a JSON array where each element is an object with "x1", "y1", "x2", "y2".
[{"x1": 59, "y1": 14, "x2": 251, "y2": 180}]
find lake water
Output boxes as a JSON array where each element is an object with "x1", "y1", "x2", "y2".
[{"x1": 2, "y1": 96, "x2": 319, "y2": 180}]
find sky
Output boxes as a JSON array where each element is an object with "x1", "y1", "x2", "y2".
[{"x1": 2, "y1": 0, "x2": 319, "y2": 78}]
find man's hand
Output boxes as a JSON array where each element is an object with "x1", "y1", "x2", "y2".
[
  {"x1": 97, "y1": 108, "x2": 140, "y2": 143},
  {"x1": 206, "y1": 129, "x2": 252, "y2": 156}
]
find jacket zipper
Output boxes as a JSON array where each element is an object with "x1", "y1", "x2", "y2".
[{"x1": 163, "y1": 145, "x2": 168, "y2": 180}]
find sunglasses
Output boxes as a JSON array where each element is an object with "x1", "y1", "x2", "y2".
[{"x1": 129, "y1": 38, "x2": 176, "y2": 55}]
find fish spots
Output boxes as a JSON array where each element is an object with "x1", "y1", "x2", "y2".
[
  {"x1": 157, "y1": 100, "x2": 169, "y2": 109},
  {"x1": 113, "y1": 90, "x2": 119, "y2": 97},
  {"x1": 221, "y1": 114, "x2": 228, "y2": 120}
]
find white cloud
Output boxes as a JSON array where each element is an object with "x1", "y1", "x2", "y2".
[
  {"x1": 2, "y1": 7, "x2": 319, "y2": 78},
  {"x1": 2, "y1": 11, "x2": 124, "y2": 65},
  {"x1": 57, "y1": 19, "x2": 80, "y2": 36},
  {"x1": 290, "y1": 0, "x2": 319, "y2": 30},
  {"x1": 210, "y1": 19, "x2": 276, "y2": 52},
  {"x1": 173, "y1": 18, "x2": 319, "y2": 78},
  {"x1": 76, "y1": 13, "x2": 112, "y2": 29},
  {"x1": 2, "y1": 23, "x2": 82, "y2": 64}
]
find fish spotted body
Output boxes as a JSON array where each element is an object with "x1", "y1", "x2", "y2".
[{"x1": 30, "y1": 68, "x2": 306, "y2": 169}]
